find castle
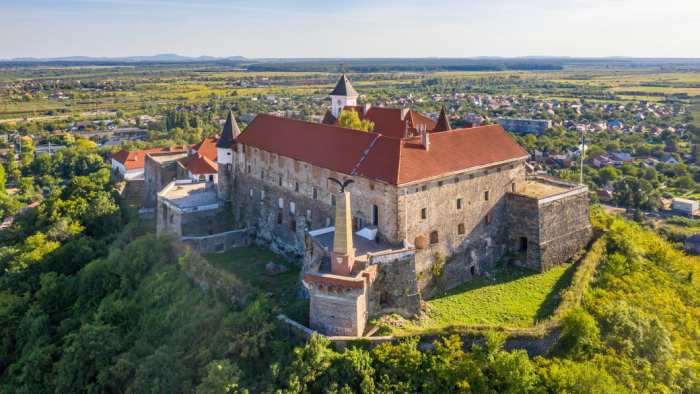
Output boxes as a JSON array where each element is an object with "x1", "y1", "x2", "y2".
[{"x1": 150, "y1": 75, "x2": 592, "y2": 337}]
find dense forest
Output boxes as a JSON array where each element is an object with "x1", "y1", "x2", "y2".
[
  {"x1": 246, "y1": 59, "x2": 564, "y2": 73},
  {"x1": 0, "y1": 146, "x2": 697, "y2": 393}
]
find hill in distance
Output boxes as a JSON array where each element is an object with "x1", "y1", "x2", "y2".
[{"x1": 7, "y1": 54, "x2": 246, "y2": 62}]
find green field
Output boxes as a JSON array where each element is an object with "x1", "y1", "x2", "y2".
[
  {"x1": 203, "y1": 246, "x2": 309, "y2": 324},
  {"x1": 391, "y1": 263, "x2": 575, "y2": 335}
]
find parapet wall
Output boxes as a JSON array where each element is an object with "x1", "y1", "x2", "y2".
[{"x1": 181, "y1": 228, "x2": 255, "y2": 254}]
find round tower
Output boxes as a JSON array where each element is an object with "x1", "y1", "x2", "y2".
[{"x1": 216, "y1": 110, "x2": 240, "y2": 201}]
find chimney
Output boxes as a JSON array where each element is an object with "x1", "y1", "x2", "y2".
[
  {"x1": 363, "y1": 102, "x2": 371, "y2": 115},
  {"x1": 421, "y1": 125, "x2": 430, "y2": 151},
  {"x1": 186, "y1": 144, "x2": 192, "y2": 156},
  {"x1": 400, "y1": 107, "x2": 409, "y2": 121},
  {"x1": 331, "y1": 191, "x2": 355, "y2": 276}
]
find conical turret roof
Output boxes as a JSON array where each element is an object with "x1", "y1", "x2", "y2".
[
  {"x1": 433, "y1": 107, "x2": 452, "y2": 132},
  {"x1": 329, "y1": 74, "x2": 359, "y2": 97},
  {"x1": 216, "y1": 109, "x2": 240, "y2": 149}
]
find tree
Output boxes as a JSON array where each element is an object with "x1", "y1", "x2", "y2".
[
  {"x1": 598, "y1": 166, "x2": 618, "y2": 185},
  {"x1": 337, "y1": 110, "x2": 374, "y2": 132},
  {"x1": 612, "y1": 177, "x2": 662, "y2": 213},
  {"x1": 0, "y1": 162, "x2": 7, "y2": 194},
  {"x1": 18, "y1": 177, "x2": 33, "y2": 194},
  {"x1": 557, "y1": 308, "x2": 601, "y2": 360}
]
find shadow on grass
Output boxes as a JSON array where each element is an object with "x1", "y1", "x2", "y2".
[
  {"x1": 428, "y1": 263, "x2": 541, "y2": 302},
  {"x1": 535, "y1": 261, "x2": 577, "y2": 320}
]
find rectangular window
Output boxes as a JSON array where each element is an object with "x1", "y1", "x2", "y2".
[
  {"x1": 260, "y1": 169, "x2": 265, "y2": 179},
  {"x1": 458, "y1": 223, "x2": 465, "y2": 235},
  {"x1": 456, "y1": 198, "x2": 463, "y2": 210},
  {"x1": 290, "y1": 220, "x2": 297, "y2": 232},
  {"x1": 260, "y1": 190, "x2": 265, "y2": 201},
  {"x1": 484, "y1": 190, "x2": 490, "y2": 201},
  {"x1": 421, "y1": 208, "x2": 427, "y2": 220},
  {"x1": 277, "y1": 212, "x2": 283, "y2": 224},
  {"x1": 278, "y1": 175, "x2": 283, "y2": 186},
  {"x1": 312, "y1": 187, "x2": 318, "y2": 199},
  {"x1": 485, "y1": 214, "x2": 492, "y2": 225},
  {"x1": 294, "y1": 181, "x2": 300, "y2": 192},
  {"x1": 330, "y1": 194, "x2": 336, "y2": 207},
  {"x1": 430, "y1": 231, "x2": 439, "y2": 245},
  {"x1": 421, "y1": 185, "x2": 427, "y2": 192},
  {"x1": 511, "y1": 183, "x2": 516, "y2": 193},
  {"x1": 246, "y1": 163, "x2": 251, "y2": 173}
]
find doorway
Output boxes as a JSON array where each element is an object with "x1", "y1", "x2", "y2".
[
  {"x1": 355, "y1": 212, "x2": 366, "y2": 230},
  {"x1": 372, "y1": 204, "x2": 379, "y2": 226},
  {"x1": 519, "y1": 236, "x2": 528, "y2": 252}
]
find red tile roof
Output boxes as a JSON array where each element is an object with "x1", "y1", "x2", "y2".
[
  {"x1": 180, "y1": 152, "x2": 218, "y2": 175},
  {"x1": 238, "y1": 115, "x2": 529, "y2": 186},
  {"x1": 111, "y1": 146, "x2": 187, "y2": 170},
  {"x1": 338, "y1": 106, "x2": 437, "y2": 139},
  {"x1": 191, "y1": 137, "x2": 219, "y2": 161},
  {"x1": 237, "y1": 115, "x2": 379, "y2": 175}
]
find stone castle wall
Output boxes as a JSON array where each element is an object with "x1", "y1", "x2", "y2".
[
  {"x1": 308, "y1": 285, "x2": 368, "y2": 337},
  {"x1": 506, "y1": 193, "x2": 542, "y2": 270},
  {"x1": 399, "y1": 161, "x2": 526, "y2": 297},
  {"x1": 181, "y1": 228, "x2": 254, "y2": 254},
  {"x1": 231, "y1": 146, "x2": 400, "y2": 260},
  {"x1": 157, "y1": 197, "x2": 229, "y2": 239},
  {"x1": 538, "y1": 192, "x2": 591, "y2": 270},
  {"x1": 144, "y1": 153, "x2": 183, "y2": 208},
  {"x1": 367, "y1": 252, "x2": 421, "y2": 319}
]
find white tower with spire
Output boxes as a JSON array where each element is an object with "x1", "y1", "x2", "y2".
[{"x1": 329, "y1": 74, "x2": 359, "y2": 118}]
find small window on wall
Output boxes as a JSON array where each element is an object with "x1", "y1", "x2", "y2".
[
  {"x1": 290, "y1": 220, "x2": 297, "y2": 231},
  {"x1": 457, "y1": 198, "x2": 463, "y2": 210},
  {"x1": 294, "y1": 182, "x2": 300, "y2": 192},
  {"x1": 278, "y1": 175, "x2": 283, "y2": 186},
  {"x1": 260, "y1": 169, "x2": 265, "y2": 179},
  {"x1": 511, "y1": 183, "x2": 516, "y2": 193},
  {"x1": 485, "y1": 214, "x2": 492, "y2": 225},
  {"x1": 458, "y1": 223, "x2": 465, "y2": 235},
  {"x1": 484, "y1": 190, "x2": 490, "y2": 201},
  {"x1": 260, "y1": 190, "x2": 265, "y2": 201},
  {"x1": 277, "y1": 212, "x2": 283, "y2": 224},
  {"x1": 380, "y1": 291, "x2": 389, "y2": 306},
  {"x1": 330, "y1": 194, "x2": 336, "y2": 207},
  {"x1": 430, "y1": 231, "x2": 439, "y2": 245},
  {"x1": 421, "y1": 208, "x2": 427, "y2": 220},
  {"x1": 312, "y1": 187, "x2": 318, "y2": 199},
  {"x1": 249, "y1": 188, "x2": 253, "y2": 198},
  {"x1": 246, "y1": 163, "x2": 251, "y2": 173}
]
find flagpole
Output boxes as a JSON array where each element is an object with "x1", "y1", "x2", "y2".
[{"x1": 580, "y1": 128, "x2": 585, "y2": 184}]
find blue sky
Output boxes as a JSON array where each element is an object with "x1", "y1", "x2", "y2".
[{"x1": 2, "y1": 0, "x2": 699, "y2": 59}]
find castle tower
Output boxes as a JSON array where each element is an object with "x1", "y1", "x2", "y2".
[
  {"x1": 216, "y1": 110, "x2": 240, "y2": 201},
  {"x1": 304, "y1": 183, "x2": 377, "y2": 337},
  {"x1": 329, "y1": 74, "x2": 359, "y2": 118}
]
